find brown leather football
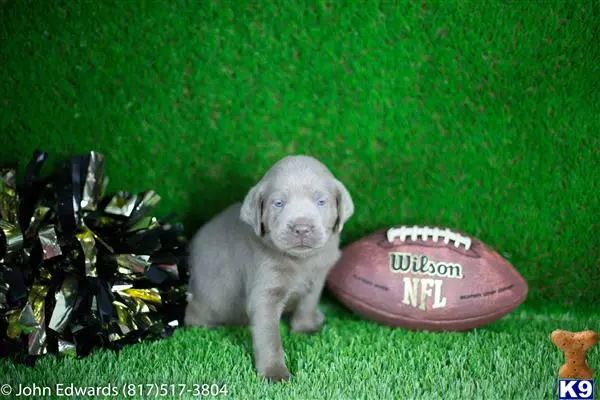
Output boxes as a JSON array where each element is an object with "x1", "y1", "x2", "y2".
[{"x1": 327, "y1": 226, "x2": 528, "y2": 331}]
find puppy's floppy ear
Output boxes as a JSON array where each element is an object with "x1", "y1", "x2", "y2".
[
  {"x1": 240, "y1": 181, "x2": 265, "y2": 237},
  {"x1": 333, "y1": 178, "x2": 354, "y2": 234}
]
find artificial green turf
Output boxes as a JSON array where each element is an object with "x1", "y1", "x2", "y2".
[
  {"x1": 1, "y1": 0, "x2": 598, "y2": 307},
  {"x1": 1, "y1": 0, "x2": 599, "y2": 398},
  {"x1": 2, "y1": 299, "x2": 599, "y2": 400}
]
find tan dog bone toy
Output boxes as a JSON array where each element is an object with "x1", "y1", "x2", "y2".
[{"x1": 550, "y1": 329, "x2": 598, "y2": 379}]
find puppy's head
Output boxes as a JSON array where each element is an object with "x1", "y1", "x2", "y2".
[{"x1": 240, "y1": 155, "x2": 354, "y2": 258}]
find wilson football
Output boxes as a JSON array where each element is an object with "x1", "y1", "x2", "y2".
[{"x1": 326, "y1": 226, "x2": 528, "y2": 331}]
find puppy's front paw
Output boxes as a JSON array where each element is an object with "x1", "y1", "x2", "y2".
[
  {"x1": 291, "y1": 310, "x2": 325, "y2": 334},
  {"x1": 259, "y1": 363, "x2": 292, "y2": 383}
]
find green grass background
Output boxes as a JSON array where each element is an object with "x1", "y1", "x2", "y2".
[{"x1": 1, "y1": 0, "x2": 598, "y2": 398}]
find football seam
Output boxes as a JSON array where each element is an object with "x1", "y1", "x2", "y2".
[
  {"x1": 328, "y1": 283, "x2": 527, "y2": 325},
  {"x1": 375, "y1": 239, "x2": 482, "y2": 258},
  {"x1": 386, "y1": 226, "x2": 472, "y2": 250}
]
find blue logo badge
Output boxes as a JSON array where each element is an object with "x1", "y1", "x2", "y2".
[{"x1": 558, "y1": 380, "x2": 594, "y2": 400}]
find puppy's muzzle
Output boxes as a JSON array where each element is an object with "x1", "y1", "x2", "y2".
[{"x1": 288, "y1": 218, "x2": 315, "y2": 240}]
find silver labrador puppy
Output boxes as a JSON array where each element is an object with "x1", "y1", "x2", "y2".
[{"x1": 185, "y1": 155, "x2": 354, "y2": 382}]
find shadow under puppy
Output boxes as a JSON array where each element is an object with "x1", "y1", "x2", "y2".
[{"x1": 185, "y1": 155, "x2": 354, "y2": 382}]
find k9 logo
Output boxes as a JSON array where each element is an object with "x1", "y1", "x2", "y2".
[{"x1": 558, "y1": 380, "x2": 594, "y2": 400}]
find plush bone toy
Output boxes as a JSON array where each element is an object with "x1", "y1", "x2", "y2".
[{"x1": 550, "y1": 329, "x2": 598, "y2": 379}]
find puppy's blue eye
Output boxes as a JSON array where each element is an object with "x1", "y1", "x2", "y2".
[
  {"x1": 317, "y1": 199, "x2": 326, "y2": 207},
  {"x1": 273, "y1": 200, "x2": 285, "y2": 208}
]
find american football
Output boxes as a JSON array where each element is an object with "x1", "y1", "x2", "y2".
[{"x1": 326, "y1": 226, "x2": 528, "y2": 331}]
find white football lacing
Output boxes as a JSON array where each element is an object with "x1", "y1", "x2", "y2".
[{"x1": 386, "y1": 226, "x2": 472, "y2": 250}]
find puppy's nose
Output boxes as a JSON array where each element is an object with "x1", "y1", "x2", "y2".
[{"x1": 291, "y1": 224, "x2": 313, "y2": 238}]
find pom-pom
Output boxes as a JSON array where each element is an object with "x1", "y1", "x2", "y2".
[{"x1": 0, "y1": 150, "x2": 188, "y2": 365}]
